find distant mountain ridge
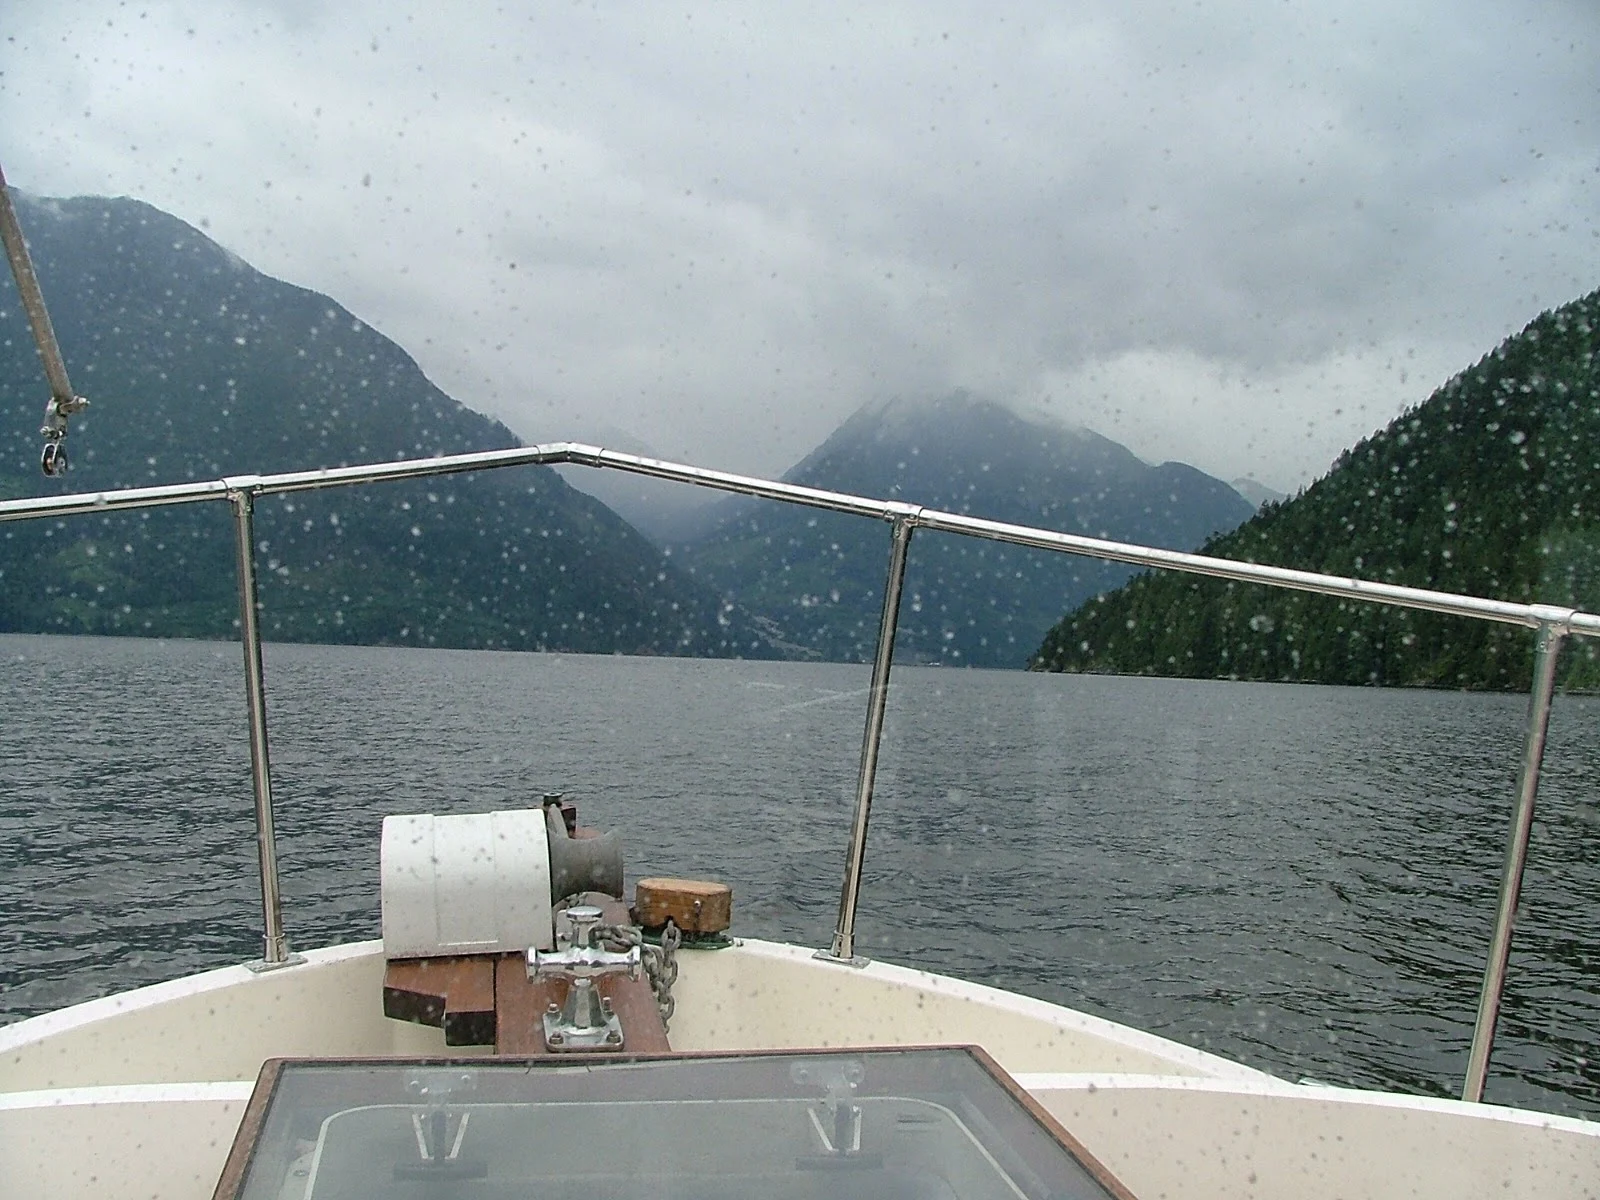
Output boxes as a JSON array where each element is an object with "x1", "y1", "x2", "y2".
[
  {"x1": 548, "y1": 425, "x2": 721, "y2": 545},
  {"x1": 0, "y1": 193, "x2": 772, "y2": 657},
  {"x1": 1231, "y1": 477, "x2": 1287, "y2": 509},
  {"x1": 1033, "y1": 287, "x2": 1600, "y2": 689},
  {"x1": 677, "y1": 392, "x2": 1255, "y2": 667}
]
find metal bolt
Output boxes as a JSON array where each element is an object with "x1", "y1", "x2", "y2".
[
  {"x1": 548, "y1": 1032, "x2": 565, "y2": 1045},
  {"x1": 605, "y1": 1030, "x2": 622, "y2": 1044},
  {"x1": 546, "y1": 1002, "x2": 560, "y2": 1015},
  {"x1": 601, "y1": 996, "x2": 614, "y2": 1015}
]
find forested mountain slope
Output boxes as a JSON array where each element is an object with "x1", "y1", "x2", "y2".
[
  {"x1": 1033, "y1": 290, "x2": 1600, "y2": 689},
  {"x1": 0, "y1": 193, "x2": 772, "y2": 657}
]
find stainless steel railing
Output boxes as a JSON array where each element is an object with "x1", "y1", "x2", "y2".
[{"x1": 2, "y1": 441, "x2": 1594, "y2": 1101}]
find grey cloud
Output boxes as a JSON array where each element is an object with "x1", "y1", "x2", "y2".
[{"x1": 2, "y1": 1, "x2": 1597, "y2": 488}]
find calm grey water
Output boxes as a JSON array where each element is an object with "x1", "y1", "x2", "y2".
[{"x1": 3, "y1": 633, "x2": 1599, "y2": 1118}]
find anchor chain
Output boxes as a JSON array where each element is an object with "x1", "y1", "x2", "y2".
[
  {"x1": 599, "y1": 918, "x2": 680, "y2": 1030},
  {"x1": 651, "y1": 920, "x2": 681, "y2": 1028}
]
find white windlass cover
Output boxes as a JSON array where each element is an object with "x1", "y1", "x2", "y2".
[{"x1": 380, "y1": 810, "x2": 554, "y2": 957}]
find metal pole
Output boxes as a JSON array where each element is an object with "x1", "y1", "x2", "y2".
[
  {"x1": 229, "y1": 487, "x2": 295, "y2": 970},
  {"x1": 823, "y1": 513, "x2": 916, "y2": 965},
  {"x1": 0, "y1": 163, "x2": 75, "y2": 404},
  {"x1": 1461, "y1": 620, "x2": 1567, "y2": 1101},
  {"x1": 5, "y1": 449, "x2": 1600, "y2": 641},
  {"x1": 0, "y1": 162, "x2": 88, "y2": 475}
]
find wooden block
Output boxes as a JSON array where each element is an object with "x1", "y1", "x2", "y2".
[
  {"x1": 383, "y1": 956, "x2": 496, "y2": 1046},
  {"x1": 634, "y1": 877, "x2": 732, "y2": 934}
]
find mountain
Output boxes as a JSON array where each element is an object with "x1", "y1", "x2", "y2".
[
  {"x1": 547, "y1": 424, "x2": 721, "y2": 545},
  {"x1": 1230, "y1": 477, "x2": 1287, "y2": 509},
  {"x1": 0, "y1": 193, "x2": 772, "y2": 657},
  {"x1": 1032, "y1": 288, "x2": 1600, "y2": 690},
  {"x1": 676, "y1": 393, "x2": 1255, "y2": 667}
]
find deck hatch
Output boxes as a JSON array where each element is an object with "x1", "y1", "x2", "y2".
[{"x1": 214, "y1": 1046, "x2": 1135, "y2": 1199}]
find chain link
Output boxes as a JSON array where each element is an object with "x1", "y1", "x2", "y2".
[
  {"x1": 654, "y1": 920, "x2": 680, "y2": 1028},
  {"x1": 595, "y1": 923, "x2": 640, "y2": 950},
  {"x1": 595, "y1": 919, "x2": 680, "y2": 1030}
]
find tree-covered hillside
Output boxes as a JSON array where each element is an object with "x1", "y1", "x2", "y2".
[
  {"x1": 0, "y1": 193, "x2": 772, "y2": 657},
  {"x1": 1032, "y1": 289, "x2": 1600, "y2": 690}
]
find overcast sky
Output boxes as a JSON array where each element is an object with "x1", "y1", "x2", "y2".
[{"x1": 3, "y1": 2, "x2": 1597, "y2": 491}]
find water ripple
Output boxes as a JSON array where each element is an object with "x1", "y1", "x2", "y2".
[{"x1": 3, "y1": 635, "x2": 1598, "y2": 1117}]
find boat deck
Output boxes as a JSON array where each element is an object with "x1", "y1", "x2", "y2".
[{"x1": 4, "y1": 939, "x2": 1598, "y2": 1198}]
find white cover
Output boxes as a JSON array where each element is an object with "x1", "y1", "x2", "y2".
[{"x1": 380, "y1": 810, "x2": 554, "y2": 957}]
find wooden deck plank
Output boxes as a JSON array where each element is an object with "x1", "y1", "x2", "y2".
[
  {"x1": 383, "y1": 955, "x2": 497, "y2": 1046},
  {"x1": 494, "y1": 959, "x2": 671, "y2": 1054},
  {"x1": 596, "y1": 974, "x2": 672, "y2": 1053},
  {"x1": 494, "y1": 953, "x2": 563, "y2": 1054}
]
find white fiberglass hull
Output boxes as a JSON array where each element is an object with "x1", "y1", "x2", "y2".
[{"x1": 2, "y1": 939, "x2": 1598, "y2": 1198}]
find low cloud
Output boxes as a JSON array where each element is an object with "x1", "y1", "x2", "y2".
[
  {"x1": 3, "y1": 1, "x2": 1596, "y2": 486},
  {"x1": 1031, "y1": 337, "x2": 1481, "y2": 490}
]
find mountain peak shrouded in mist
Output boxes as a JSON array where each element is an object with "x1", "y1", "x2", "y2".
[
  {"x1": 0, "y1": 192, "x2": 773, "y2": 657},
  {"x1": 0, "y1": 192, "x2": 1266, "y2": 666},
  {"x1": 1230, "y1": 477, "x2": 1288, "y2": 509},
  {"x1": 678, "y1": 390, "x2": 1255, "y2": 667},
  {"x1": 547, "y1": 424, "x2": 722, "y2": 545}
]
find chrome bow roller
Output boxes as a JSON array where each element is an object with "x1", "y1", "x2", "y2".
[{"x1": 0, "y1": 163, "x2": 88, "y2": 475}]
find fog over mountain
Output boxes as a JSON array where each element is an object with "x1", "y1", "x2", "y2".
[
  {"x1": 678, "y1": 393, "x2": 1254, "y2": 667},
  {"x1": 1035, "y1": 288, "x2": 1600, "y2": 690},
  {"x1": 7, "y1": 4, "x2": 1594, "y2": 492},
  {"x1": 0, "y1": 193, "x2": 772, "y2": 658},
  {"x1": 549, "y1": 425, "x2": 720, "y2": 546}
]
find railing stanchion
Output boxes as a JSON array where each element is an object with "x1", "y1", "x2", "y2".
[
  {"x1": 1462, "y1": 618, "x2": 1568, "y2": 1101},
  {"x1": 229, "y1": 485, "x2": 297, "y2": 971},
  {"x1": 822, "y1": 512, "x2": 917, "y2": 965},
  {"x1": 7, "y1": 443, "x2": 1600, "y2": 1037}
]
